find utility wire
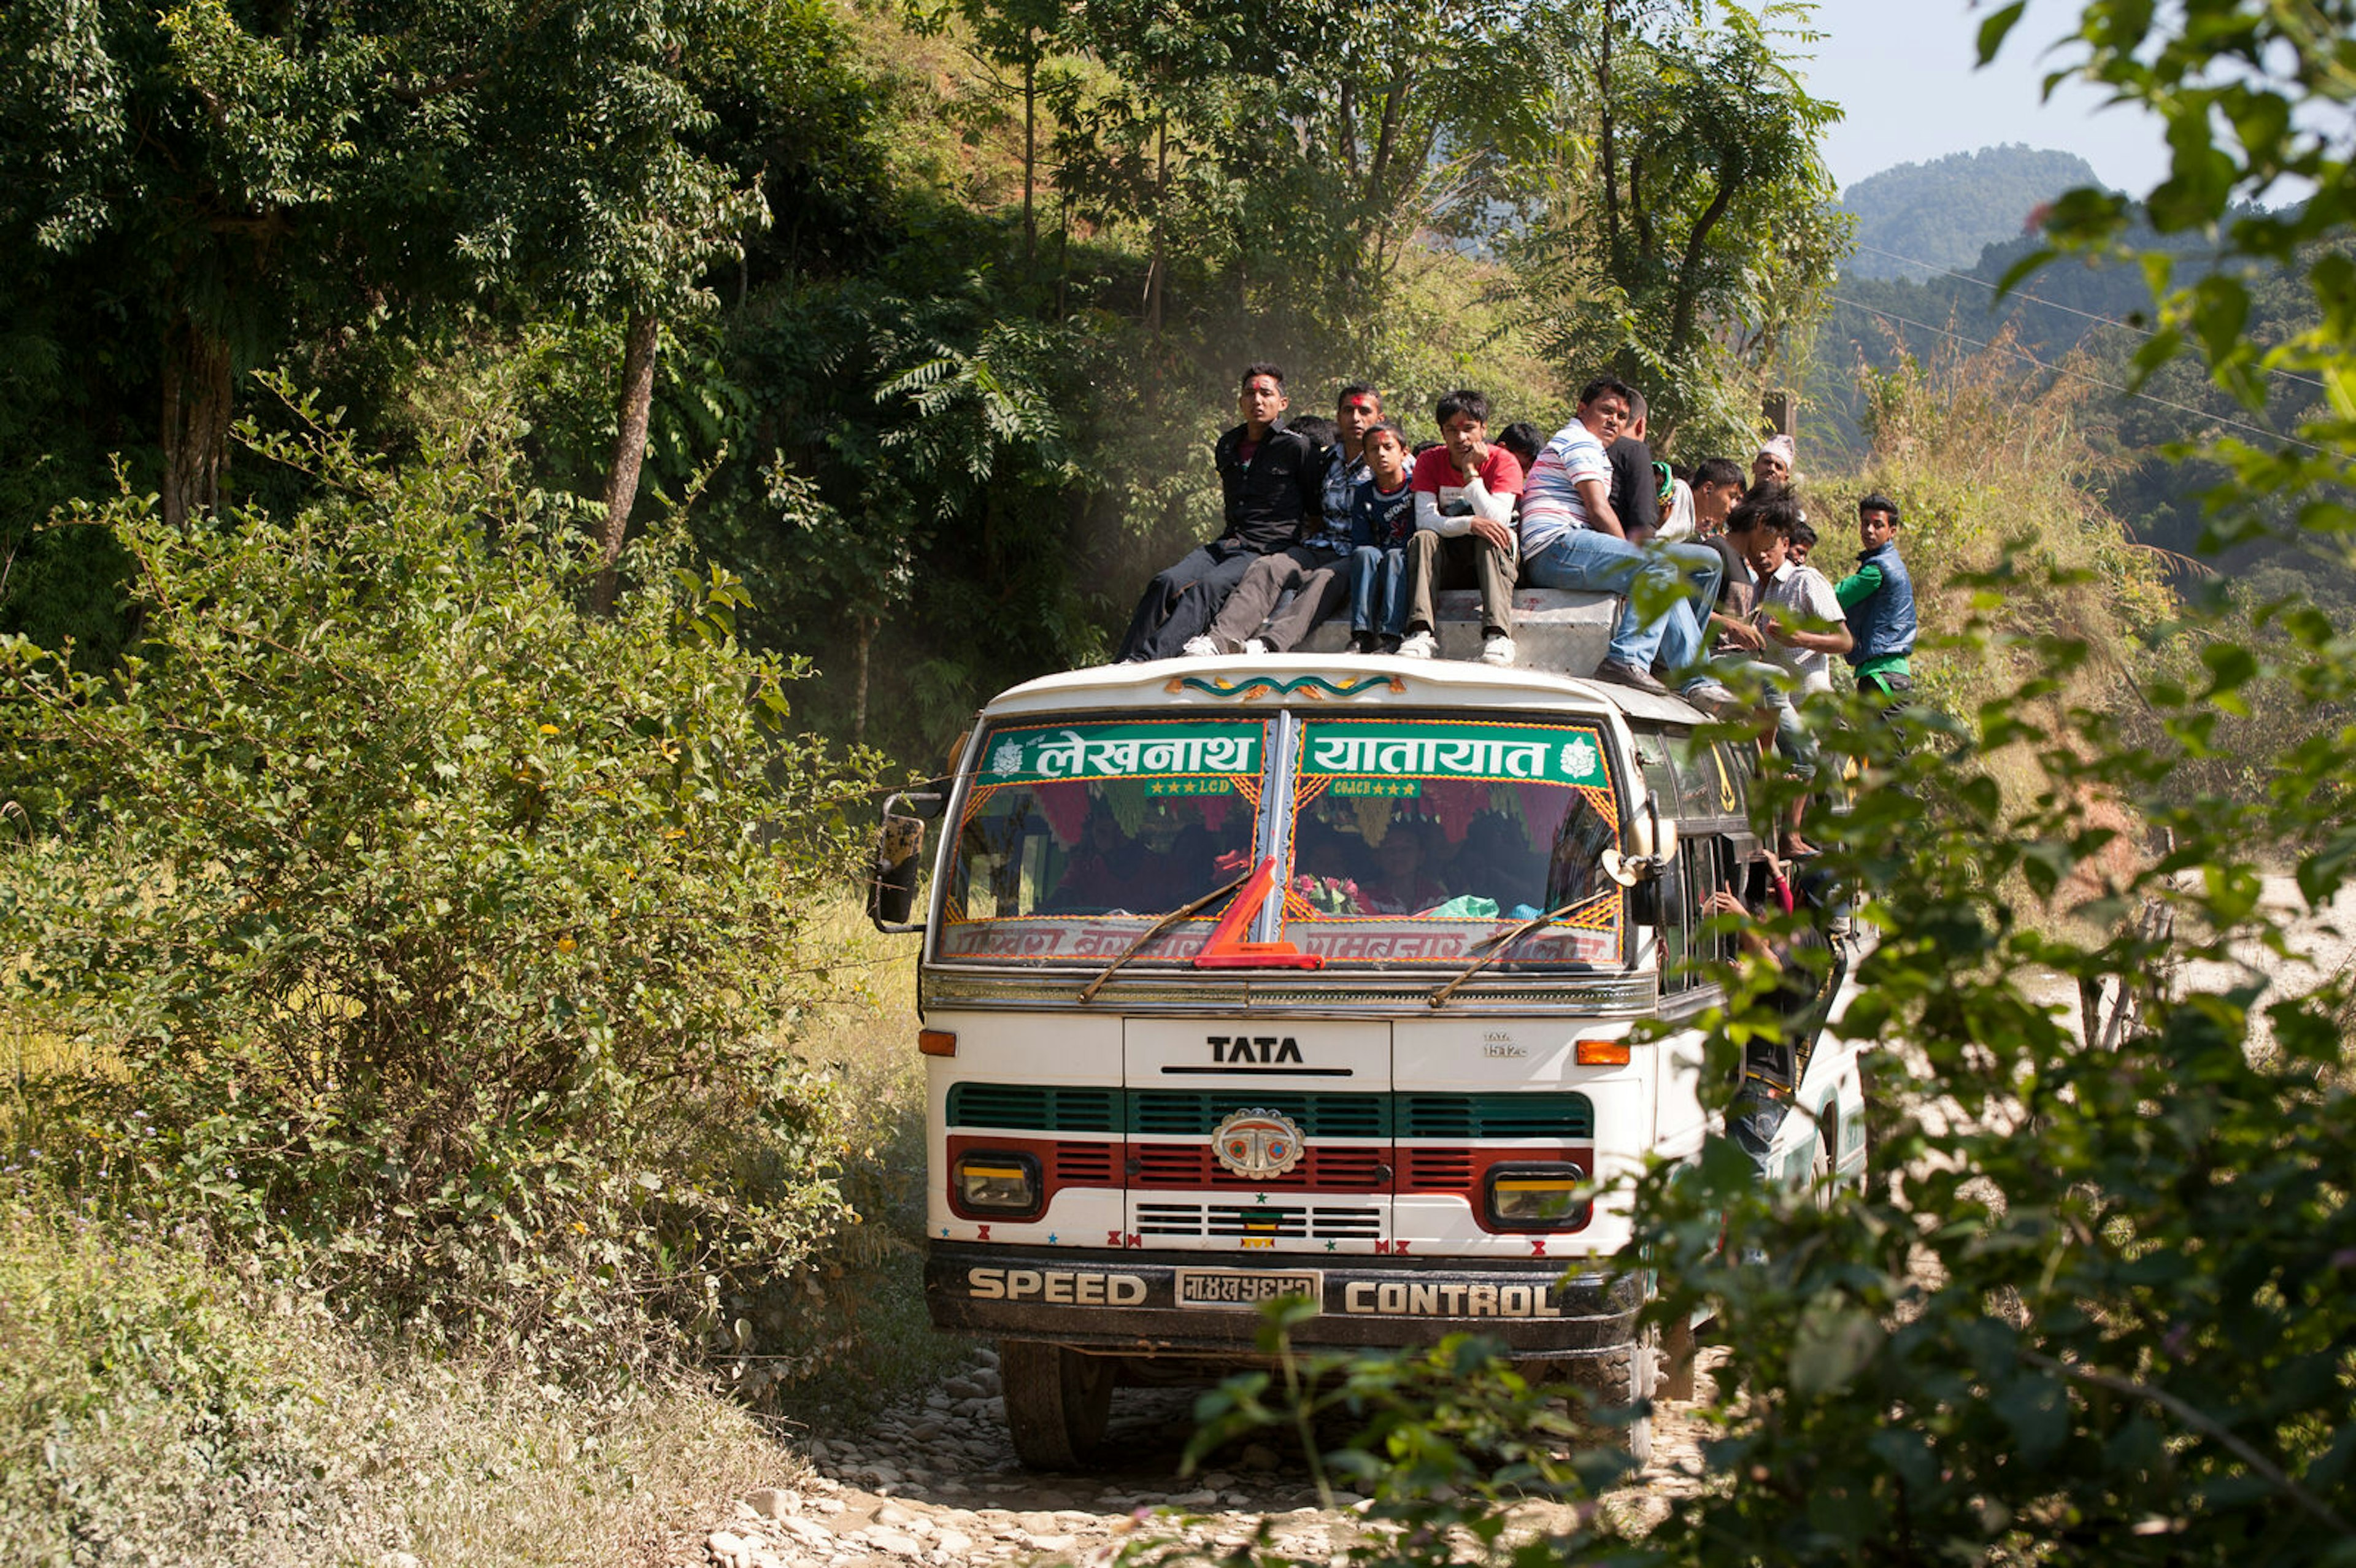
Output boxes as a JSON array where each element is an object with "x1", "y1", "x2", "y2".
[
  {"x1": 1825, "y1": 293, "x2": 2328, "y2": 456},
  {"x1": 1846, "y1": 239, "x2": 2331, "y2": 398}
]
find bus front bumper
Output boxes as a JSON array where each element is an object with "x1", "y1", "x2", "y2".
[{"x1": 925, "y1": 1242, "x2": 1641, "y2": 1358}]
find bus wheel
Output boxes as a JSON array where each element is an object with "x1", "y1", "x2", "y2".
[
  {"x1": 1660, "y1": 1313, "x2": 1698, "y2": 1403},
  {"x1": 1565, "y1": 1335, "x2": 1655, "y2": 1469},
  {"x1": 999, "y1": 1340, "x2": 1115, "y2": 1470}
]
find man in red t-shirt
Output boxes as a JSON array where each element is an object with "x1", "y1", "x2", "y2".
[{"x1": 1397, "y1": 389, "x2": 1523, "y2": 666}]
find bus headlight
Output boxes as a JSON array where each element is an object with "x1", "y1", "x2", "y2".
[
  {"x1": 1485, "y1": 1163, "x2": 1590, "y2": 1230},
  {"x1": 953, "y1": 1151, "x2": 1041, "y2": 1216}
]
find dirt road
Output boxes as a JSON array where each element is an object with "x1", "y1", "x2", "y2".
[{"x1": 687, "y1": 1345, "x2": 1712, "y2": 1568}]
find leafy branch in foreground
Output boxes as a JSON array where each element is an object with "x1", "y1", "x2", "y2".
[{"x1": 0, "y1": 390, "x2": 879, "y2": 1372}]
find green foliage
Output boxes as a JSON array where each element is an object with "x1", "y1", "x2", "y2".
[{"x1": 0, "y1": 389, "x2": 876, "y2": 1367}]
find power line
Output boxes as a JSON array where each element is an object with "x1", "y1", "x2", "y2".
[
  {"x1": 1845, "y1": 240, "x2": 2331, "y2": 398},
  {"x1": 1825, "y1": 293, "x2": 2328, "y2": 456}
]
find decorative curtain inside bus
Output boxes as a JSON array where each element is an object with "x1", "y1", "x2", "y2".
[
  {"x1": 937, "y1": 718, "x2": 1269, "y2": 961},
  {"x1": 1282, "y1": 718, "x2": 1624, "y2": 966}
]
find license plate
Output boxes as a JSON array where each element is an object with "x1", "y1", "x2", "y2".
[{"x1": 1174, "y1": 1268, "x2": 1323, "y2": 1310}]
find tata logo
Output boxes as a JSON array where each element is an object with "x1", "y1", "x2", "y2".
[
  {"x1": 1212, "y1": 1108, "x2": 1307, "y2": 1179},
  {"x1": 1209, "y1": 1035, "x2": 1303, "y2": 1064}
]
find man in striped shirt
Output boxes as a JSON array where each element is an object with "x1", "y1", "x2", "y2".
[{"x1": 1518, "y1": 378, "x2": 1731, "y2": 706}]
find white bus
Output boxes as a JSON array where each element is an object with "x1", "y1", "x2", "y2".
[{"x1": 868, "y1": 642, "x2": 1868, "y2": 1468}]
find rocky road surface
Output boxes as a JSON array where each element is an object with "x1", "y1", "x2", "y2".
[{"x1": 687, "y1": 1346, "x2": 1715, "y2": 1568}]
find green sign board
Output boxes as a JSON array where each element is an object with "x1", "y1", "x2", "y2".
[
  {"x1": 1300, "y1": 722, "x2": 1607, "y2": 786},
  {"x1": 980, "y1": 721, "x2": 1261, "y2": 784}
]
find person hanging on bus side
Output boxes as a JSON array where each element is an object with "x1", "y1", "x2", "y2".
[
  {"x1": 1723, "y1": 490, "x2": 1850, "y2": 857},
  {"x1": 1115, "y1": 363, "x2": 1321, "y2": 663},
  {"x1": 1836, "y1": 493, "x2": 1916, "y2": 724},
  {"x1": 1517, "y1": 378, "x2": 1733, "y2": 707},
  {"x1": 1396, "y1": 389, "x2": 1523, "y2": 666},
  {"x1": 1346, "y1": 420, "x2": 1418, "y2": 654}
]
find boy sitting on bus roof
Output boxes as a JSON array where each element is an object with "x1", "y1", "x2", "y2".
[
  {"x1": 1345, "y1": 420, "x2": 1417, "y2": 654},
  {"x1": 1396, "y1": 389, "x2": 1523, "y2": 666}
]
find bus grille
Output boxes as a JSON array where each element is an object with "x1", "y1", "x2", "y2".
[
  {"x1": 1136, "y1": 1202, "x2": 1384, "y2": 1239},
  {"x1": 948, "y1": 1084, "x2": 1592, "y2": 1140},
  {"x1": 1131, "y1": 1143, "x2": 1386, "y2": 1189}
]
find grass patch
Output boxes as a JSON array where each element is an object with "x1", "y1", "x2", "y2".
[{"x1": 0, "y1": 1195, "x2": 809, "y2": 1568}]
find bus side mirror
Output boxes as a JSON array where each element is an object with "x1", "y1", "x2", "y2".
[{"x1": 868, "y1": 791, "x2": 942, "y2": 932}]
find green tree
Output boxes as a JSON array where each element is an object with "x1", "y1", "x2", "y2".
[
  {"x1": 1509, "y1": 0, "x2": 1847, "y2": 452},
  {"x1": 0, "y1": 388, "x2": 872, "y2": 1361}
]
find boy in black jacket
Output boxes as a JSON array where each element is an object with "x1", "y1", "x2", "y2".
[{"x1": 1116, "y1": 364, "x2": 1322, "y2": 662}]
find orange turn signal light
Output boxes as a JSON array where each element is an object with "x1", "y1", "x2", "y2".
[
  {"x1": 918, "y1": 1029, "x2": 958, "y2": 1057},
  {"x1": 1575, "y1": 1038, "x2": 1631, "y2": 1066}
]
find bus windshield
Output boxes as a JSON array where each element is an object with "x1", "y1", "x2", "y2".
[
  {"x1": 1280, "y1": 717, "x2": 1625, "y2": 967},
  {"x1": 937, "y1": 717, "x2": 1268, "y2": 962}
]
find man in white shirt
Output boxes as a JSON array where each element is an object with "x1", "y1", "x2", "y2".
[
  {"x1": 1518, "y1": 377, "x2": 1730, "y2": 705},
  {"x1": 1396, "y1": 388, "x2": 1523, "y2": 665}
]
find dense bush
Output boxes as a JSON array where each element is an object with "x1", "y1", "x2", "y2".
[{"x1": 0, "y1": 392, "x2": 875, "y2": 1369}]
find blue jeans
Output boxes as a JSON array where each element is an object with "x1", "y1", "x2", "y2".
[
  {"x1": 1728, "y1": 659, "x2": 1817, "y2": 780},
  {"x1": 1349, "y1": 545, "x2": 1408, "y2": 636},
  {"x1": 1522, "y1": 531, "x2": 1724, "y2": 676}
]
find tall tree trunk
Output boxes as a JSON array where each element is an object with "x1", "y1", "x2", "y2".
[
  {"x1": 161, "y1": 317, "x2": 233, "y2": 531},
  {"x1": 851, "y1": 613, "x2": 876, "y2": 745},
  {"x1": 1598, "y1": 0, "x2": 1620, "y2": 262},
  {"x1": 1022, "y1": 46, "x2": 1038, "y2": 270},
  {"x1": 594, "y1": 309, "x2": 660, "y2": 616},
  {"x1": 1144, "y1": 112, "x2": 1169, "y2": 335}
]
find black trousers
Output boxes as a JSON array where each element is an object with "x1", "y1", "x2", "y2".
[{"x1": 1116, "y1": 539, "x2": 1264, "y2": 662}]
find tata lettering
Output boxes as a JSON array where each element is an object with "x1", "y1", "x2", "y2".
[{"x1": 1209, "y1": 1035, "x2": 1303, "y2": 1064}]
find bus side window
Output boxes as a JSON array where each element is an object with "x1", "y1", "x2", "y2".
[
  {"x1": 1712, "y1": 740, "x2": 1752, "y2": 821},
  {"x1": 1631, "y1": 727, "x2": 1680, "y2": 818},
  {"x1": 1657, "y1": 826, "x2": 1691, "y2": 986}
]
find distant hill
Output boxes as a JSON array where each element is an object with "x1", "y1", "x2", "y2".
[{"x1": 1838, "y1": 145, "x2": 2104, "y2": 280}]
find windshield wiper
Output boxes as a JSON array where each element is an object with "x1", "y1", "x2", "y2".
[
  {"x1": 1428, "y1": 899, "x2": 1590, "y2": 1010},
  {"x1": 1077, "y1": 870, "x2": 1254, "y2": 1005}
]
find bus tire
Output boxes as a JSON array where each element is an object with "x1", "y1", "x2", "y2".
[
  {"x1": 999, "y1": 1339, "x2": 1115, "y2": 1470},
  {"x1": 1660, "y1": 1313, "x2": 1698, "y2": 1403},
  {"x1": 1565, "y1": 1335, "x2": 1655, "y2": 1469}
]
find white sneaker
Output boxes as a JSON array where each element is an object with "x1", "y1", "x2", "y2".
[
  {"x1": 1242, "y1": 638, "x2": 1271, "y2": 656},
  {"x1": 1396, "y1": 630, "x2": 1437, "y2": 659},
  {"x1": 1182, "y1": 635, "x2": 1220, "y2": 658},
  {"x1": 1480, "y1": 633, "x2": 1516, "y2": 666}
]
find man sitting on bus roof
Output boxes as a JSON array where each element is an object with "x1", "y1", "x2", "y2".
[
  {"x1": 1517, "y1": 378, "x2": 1733, "y2": 707},
  {"x1": 1115, "y1": 363, "x2": 1322, "y2": 663}
]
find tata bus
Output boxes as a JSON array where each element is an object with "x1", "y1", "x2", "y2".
[{"x1": 868, "y1": 643, "x2": 1868, "y2": 1468}]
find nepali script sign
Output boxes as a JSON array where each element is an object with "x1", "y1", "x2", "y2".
[
  {"x1": 981, "y1": 721, "x2": 1263, "y2": 784},
  {"x1": 1299, "y1": 722, "x2": 1607, "y2": 786}
]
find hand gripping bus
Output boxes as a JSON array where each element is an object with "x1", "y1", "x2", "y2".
[{"x1": 868, "y1": 630, "x2": 1868, "y2": 1469}]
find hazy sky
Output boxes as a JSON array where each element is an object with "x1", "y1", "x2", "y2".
[{"x1": 1798, "y1": 0, "x2": 2170, "y2": 196}]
